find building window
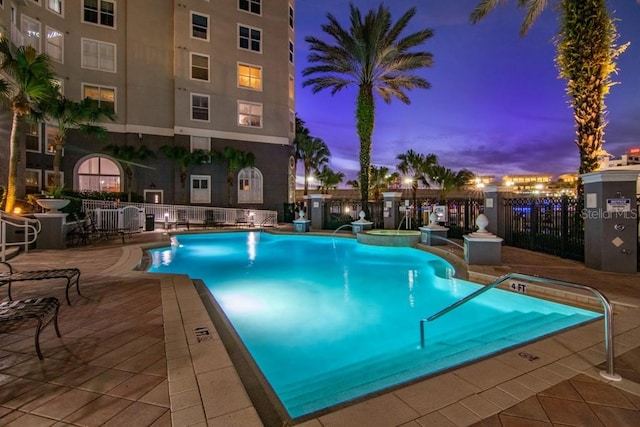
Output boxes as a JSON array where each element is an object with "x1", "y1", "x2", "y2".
[
  {"x1": 289, "y1": 4, "x2": 294, "y2": 29},
  {"x1": 288, "y1": 40, "x2": 294, "y2": 63},
  {"x1": 21, "y1": 15, "x2": 40, "y2": 51},
  {"x1": 45, "y1": 125, "x2": 60, "y2": 155},
  {"x1": 238, "y1": 0, "x2": 260, "y2": 15},
  {"x1": 25, "y1": 122, "x2": 41, "y2": 152},
  {"x1": 46, "y1": 27, "x2": 64, "y2": 63},
  {"x1": 25, "y1": 169, "x2": 41, "y2": 194},
  {"x1": 190, "y1": 136, "x2": 211, "y2": 162},
  {"x1": 238, "y1": 25, "x2": 261, "y2": 53},
  {"x1": 82, "y1": 38, "x2": 116, "y2": 72},
  {"x1": 45, "y1": 170, "x2": 64, "y2": 189},
  {"x1": 191, "y1": 175, "x2": 211, "y2": 204},
  {"x1": 238, "y1": 167, "x2": 263, "y2": 203},
  {"x1": 77, "y1": 156, "x2": 120, "y2": 192},
  {"x1": 83, "y1": 84, "x2": 116, "y2": 113},
  {"x1": 83, "y1": 0, "x2": 115, "y2": 28},
  {"x1": 191, "y1": 12, "x2": 209, "y2": 41},
  {"x1": 190, "y1": 53, "x2": 209, "y2": 81},
  {"x1": 47, "y1": 0, "x2": 62, "y2": 15},
  {"x1": 237, "y1": 63, "x2": 262, "y2": 91},
  {"x1": 191, "y1": 93, "x2": 209, "y2": 122},
  {"x1": 289, "y1": 110, "x2": 295, "y2": 134},
  {"x1": 238, "y1": 102, "x2": 262, "y2": 128},
  {"x1": 288, "y1": 75, "x2": 294, "y2": 101}
]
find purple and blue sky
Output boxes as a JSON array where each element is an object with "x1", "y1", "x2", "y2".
[{"x1": 294, "y1": 0, "x2": 640, "y2": 182}]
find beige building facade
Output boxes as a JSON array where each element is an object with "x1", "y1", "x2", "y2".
[{"x1": 0, "y1": 0, "x2": 296, "y2": 215}]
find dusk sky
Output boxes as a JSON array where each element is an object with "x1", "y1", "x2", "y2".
[{"x1": 294, "y1": 0, "x2": 640, "y2": 183}]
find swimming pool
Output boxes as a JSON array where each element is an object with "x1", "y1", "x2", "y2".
[{"x1": 147, "y1": 232, "x2": 600, "y2": 421}]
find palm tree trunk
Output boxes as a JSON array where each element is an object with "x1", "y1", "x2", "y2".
[
  {"x1": 227, "y1": 175, "x2": 233, "y2": 206},
  {"x1": 52, "y1": 134, "x2": 64, "y2": 189},
  {"x1": 303, "y1": 162, "x2": 310, "y2": 196},
  {"x1": 180, "y1": 169, "x2": 187, "y2": 204},
  {"x1": 5, "y1": 112, "x2": 21, "y2": 213},
  {"x1": 356, "y1": 85, "x2": 375, "y2": 218}
]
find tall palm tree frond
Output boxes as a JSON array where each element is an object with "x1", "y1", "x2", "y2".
[{"x1": 302, "y1": 4, "x2": 434, "y2": 216}]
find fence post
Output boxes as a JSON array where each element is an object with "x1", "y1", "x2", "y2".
[
  {"x1": 561, "y1": 195, "x2": 569, "y2": 258},
  {"x1": 529, "y1": 198, "x2": 538, "y2": 251}
]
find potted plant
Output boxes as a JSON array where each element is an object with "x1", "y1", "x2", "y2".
[{"x1": 36, "y1": 186, "x2": 70, "y2": 213}]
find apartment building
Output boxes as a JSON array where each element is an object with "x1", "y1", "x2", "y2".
[{"x1": 0, "y1": 0, "x2": 296, "y2": 215}]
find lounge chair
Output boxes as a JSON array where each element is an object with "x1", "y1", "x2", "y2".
[
  {"x1": 0, "y1": 262, "x2": 81, "y2": 305},
  {"x1": 0, "y1": 297, "x2": 62, "y2": 360}
]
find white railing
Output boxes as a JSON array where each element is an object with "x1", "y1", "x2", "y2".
[
  {"x1": 0, "y1": 212, "x2": 41, "y2": 262},
  {"x1": 92, "y1": 206, "x2": 144, "y2": 233},
  {"x1": 82, "y1": 200, "x2": 278, "y2": 228}
]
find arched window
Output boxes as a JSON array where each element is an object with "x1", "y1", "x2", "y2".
[
  {"x1": 77, "y1": 156, "x2": 121, "y2": 192},
  {"x1": 237, "y1": 167, "x2": 263, "y2": 203}
]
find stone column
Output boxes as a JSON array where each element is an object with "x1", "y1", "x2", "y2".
[
  {"x1": 33, "y1": 214, "x2": 68, "y2": 249},
  {"x1": 582, "y1": 170, "x2": 638, "y2": 273},
  {"x1": 483, "y1": 186, "x2": 512, "y2": 238},
  {"x1": 309, "y1": 194, "x2": 331, "y2": 230},
  {"x1": 382, "y1": 192, "x2": 403, "y2": 230}
]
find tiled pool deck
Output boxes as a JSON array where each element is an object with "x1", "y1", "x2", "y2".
[{"x1": 1, "y1": 228, "x2": 639, "y2": 426}]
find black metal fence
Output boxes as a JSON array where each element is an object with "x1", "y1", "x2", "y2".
[
  {"x1": 503, "y1": 196, "x2": 584, "y2": 261},
  {"x1": 316, "y1": 198, "x2": 483, "y2": 236}
]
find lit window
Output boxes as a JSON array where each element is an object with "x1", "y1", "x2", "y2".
[
  {"x1": 289, "y1": 40, "x2": 294, "y2": 63},
  {"x1": 25, "y1": 122, "x2": 41, "y2": 152},
  {"x1": 46, "y1": 27, "x2": 64, "y2": 62},
  {"x1": 47, "y1": 0, "x2": 62, "y2": 14},
  {"x1": 238, "y1": 101, "x2": 262, "y2": 128},
  {"x1": 239, "y1": 0, "x2": 260, "y2": 15},
  {"x1": 289, "y1": 4, "x2": 294, "y2": 29},
  {"x1": 191, "y1": 12, "x2": 209, "y2": 40},
  {"x1": 25, "y1": 169, "x2": 41, "y2": 194},
  {"x1": 190, "y1": 53, "x2": 209, "y2": 81},
  {"x1": 45, "y1": 125, "x2": 60, "y2": 155},
  {"x1": 83, "y1": 84, "x2": 116, "y2": 113},
  {"x1": 21, "y1": 15, "x2": 40, "y2": 51},
  {"x1": 238, "y1": 63, "x2": 262, "y2": 90},
  {"x1": 83, "y1": 0, "x2": 115, "y2": 28},
  {"x1": 238, "y1": 25, "x2": 261, "y2": 53},
  {"x1": 82, "y1": 38, "x2": 116, "y2": 72},
  {"x1": 238, "y1": 167, "x2": 263, "y2": 203},
  {"x1": 77, "y1": 156, "x2": 120, "y2": 192},
  {"x1": 45, "y1": 170, "x2": 64, "y2": 189},
  {"x1": 191, "y1": 93, "x2": 209, "y2": 121},
  {"x1": 288, "y1": 75, "x2": 294, "y2": 100}
]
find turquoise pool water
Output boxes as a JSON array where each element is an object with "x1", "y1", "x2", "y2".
[{"x1": 147, "y1": 232, "x2": 600, "y2": 419}]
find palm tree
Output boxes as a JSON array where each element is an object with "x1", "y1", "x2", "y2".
[
  {"x1": 295, "y1": 133, "x2": 331, "y2": 196},
  {"x1": 396, "y1": 149, "x2": 438, "y2": 209},
  {"x1": 213, "y1": 146, "x2": 256, "y2": 206},
  {"x1": 371, "y1": 166, "x2": 399, "y2": 201},
  {"x1": 159, "y1": 145, "x2": 210, "y2": 204},
  {"x1": 430, "y1": 165, "x2": 474, "y2": 202},
  {"x1": 349, "y1": 165, "x2": 399, "y2": 201},
  {"x1": 44, "y1": 96, "x2": 116, "y2": 190},
  {"x1": 0, "y1": 38, "x2": 56, "y2": 212},
  {"x1": 303, "y1": 4, "x2": 434, "y2": 217},
  {"x1": 103, "y1": 143, "x2": 155, "y2": 202},
  {"x1": 316, "y1": 165, "x2": 345, "y2": 194},
  {"x1": 470, "y1": 0, "x2": 628, "y2": 193}
]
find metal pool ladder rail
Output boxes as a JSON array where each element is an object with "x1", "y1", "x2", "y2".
[{"x1": 419, "y1": 272, "x2": 621, "y2": 381}]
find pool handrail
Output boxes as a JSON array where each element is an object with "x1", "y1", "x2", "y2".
[{"x1": 419, "y1": 272, "x2": 621, "y2": 381}]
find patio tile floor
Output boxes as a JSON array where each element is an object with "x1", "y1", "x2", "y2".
[{"x1": 0, "y1": 228, "x2": 639, "y2": 426}]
